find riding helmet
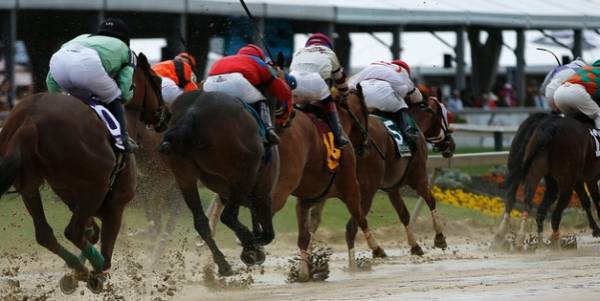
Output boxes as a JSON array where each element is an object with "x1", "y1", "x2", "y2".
[
  {"x1": 238, "y1": 44, "x2": 266, "y2": 61},
  {"x1": 305, "y1": 32, "x2": 334, "y2": 49},
  {"x1": 97, "y1": 18, "x2": 130, "y2": 46},
  {"x1": 175, "y1": 52, "x2": 197, "y2": 67}
]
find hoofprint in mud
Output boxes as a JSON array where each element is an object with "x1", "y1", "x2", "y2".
[{"x1": 1, "y1": 229, "x2": 600, "y2": 301}]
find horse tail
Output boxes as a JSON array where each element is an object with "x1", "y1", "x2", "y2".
[
  {"x1": 0, "y1": 121, "x2": 36, "y2": 196},
  {"x1": 520, "y1": 120, "x2": 556, "y2": 183},
  {"x1": 503, "y1": 113, "x2": 551, "y2": 189}
]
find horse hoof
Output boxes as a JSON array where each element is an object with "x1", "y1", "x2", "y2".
[
  {"x1": 372, "y1": 247, "x2": 387, "y2": 258},
  {"x1": 298, "y1": 262, "x2": 311, "y2": 282},
  {"x1": 434, "y1": 233, "x2": 448, "y2": 250},
  {"x1": 240, "y1": 247, "x2": 258, "y2": 266},
  {"x1": 255, "y1": 246, "x2": 266, "y2": 265},
  {"x1": 593, "y1": 229, "x2": 600, "y2": 238},
  {"x1": 410, "y1": 245, "x2": 425, "y2": 256},
  {"x1": 218, "y1": 263, "x2": 234, "y2": 277},
  {"x1": 86, "y1": 273, "x2": 104, "y2": 294},
  {"x1": 59, "y1": 274, "x2": 78, "y2": 295}
]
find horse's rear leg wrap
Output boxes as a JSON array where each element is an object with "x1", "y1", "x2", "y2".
[
  {"x1": 82, "y1": 243, "x2": 105, "y2": 272},
  {"x1": 431, "y1": 209, "x2": 444, "y2": 234}
]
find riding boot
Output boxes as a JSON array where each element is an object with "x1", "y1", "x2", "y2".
[
  {"x1": 320, "y1": 96, "x2": 349, "y2": 148},
  {"x1": 258, "y1": 101, "x2": 280, "y2": 146},
  {"x1": 106, "y1": 99, "x2": 138, "y2": 153},
  {"x1": 394, "y1": 108, "x2": 419, "y2": 153}
]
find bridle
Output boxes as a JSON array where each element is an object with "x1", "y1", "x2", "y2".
[
  {"x1": 412, "y1": 97, "x2": 451, "y2": 150},
  {"x1": 129, "y1": 55, "x2": 169, "y2": 127}
]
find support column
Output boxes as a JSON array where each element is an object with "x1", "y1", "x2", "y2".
[
  {"x1": 515, "y1": 29, "x2": 526, "y2": 106},
  {"x1": 335, "y1": 30, "x2": 351, "y2": 72},
  {"x1": 187, "y1": 17, "x2": 211, "y2": 77},
  {"x1": 572, "y1": 29, "x2": 583, "y2": 59},
  {"x1": 391, "y1": 26, "x2": 402, "y2": 60},
  {"x1": 165, "y1": 14, "x2": 186, "y2": 60},
  {"x1": 454, "y1": 26, "x2": 466, "y2": 91},
  {"x1": 2, "y1": 9, "x2": 17, "y2": 109}
]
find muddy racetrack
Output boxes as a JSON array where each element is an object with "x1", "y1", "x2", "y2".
[{"x1": 1, "y1": 216, "x2": 600, "y2": 301}]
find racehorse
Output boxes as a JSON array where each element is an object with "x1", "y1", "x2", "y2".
[
  {"x1": 497, "y1": 113, "x2": 600, "y2": 247},
  {"x1": 516, "y1": 115, "x2": 600, "y2": 246},
  {"x1": 309, "y1": 96, "x2": 455, "y2": 258},
  {"x1": 0, "y1": 53, "x2": 169, "y2": 293},
  {"x1": 159, "y1": 90, "x2": 279, "y2": 276}
]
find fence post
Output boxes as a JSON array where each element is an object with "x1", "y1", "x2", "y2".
[{"x1": 493, "y1": 131, "x2": 503, "y2": 151}]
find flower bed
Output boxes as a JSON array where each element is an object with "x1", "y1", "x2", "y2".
[{"x1": 432, "y1": 186, "x2": 520, "y2": 218}]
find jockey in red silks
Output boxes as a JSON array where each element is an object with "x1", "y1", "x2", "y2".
[
  {"x1": 203, "y1": 44, "x2": 292, "y2": 145},
  {"x1": 152, "y1": 52, "x2": 199, "y2": 103},
  {"x1": 289, "y1": 33, "x2": 350, "y2": 148},
  {"x1": 349, "y1": 60, "x2": 424, "y2": 152}
]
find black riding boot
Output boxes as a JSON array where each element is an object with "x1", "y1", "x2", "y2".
[
  {"x1": 321, "y1": 96, "x2": 349, "y2": 148},
  {"x1": 258, "y1": 101, "x2": 280, "y2": 146},
  {"x1": 394, "y1": 108, "x2": 419, "y2": 153},
  {"x1": 106, "y1": 99, "x2": 138, "y2": 153}
]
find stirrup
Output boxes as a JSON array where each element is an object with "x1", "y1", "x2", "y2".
[
  {"x1": 265, "y1": 129, "x2": 280, "y2": 146},
  {"x1": 125, "y1": 137, "x2": 139, "y2": 153},
  {"x1": 334, "y1": 135, "x2": 349, "y2": 148}
]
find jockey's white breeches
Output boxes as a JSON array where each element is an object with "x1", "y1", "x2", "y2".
[
  {"x1": 49, "y1": 44, "x2": 121, "y2": 104},
  {"x1": 554, "y1": 82, "x2": 600, "y2": 128},
  {"x1": 203, "y1": 73, "x2": 265, "y2": 104},
  {"x1": 360, "y1": 79, "x2": 406, "y2": 112},
  {"x1": 160, "y1": 76, "x2": 183, "y2": 104},
  {"x1": 290, "y1": 71, "x2": 330, "y2": 104}
]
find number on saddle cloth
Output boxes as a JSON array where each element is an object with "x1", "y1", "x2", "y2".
[
  {"x1": 372, "y1": 114, "x2": 413, "y2": 157},
  {"x1": 80, "y1": 97, "x2": 125, "y2": 151}
]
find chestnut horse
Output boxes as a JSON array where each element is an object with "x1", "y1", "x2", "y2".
[
  {"x1": 0, "y1": 53, "x2": 169, "y2": 293},
  {"x1": 309, "y1": 96, "x2": 455, "y2": 258},
  {"x1": 159, "y1": 91, "x2": 279, "y2": 276}
]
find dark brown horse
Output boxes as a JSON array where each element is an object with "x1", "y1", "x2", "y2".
[
  {"x1": 518, "y1": 115, "x2": 600, "y2": 246},
  {"x1": 159, "y1": 91, "x2": 279, "y2": 276},
  {"x1": 0, "y1": 53, "x2": 169, "y2": 293},
  {"x1": 496, "y1": 113, "x2": 600, "y2": 248},
  {"x1": 309, "y1": 96, "x2": 455, "y2": 258}
]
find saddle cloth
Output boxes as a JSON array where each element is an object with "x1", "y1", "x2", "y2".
[
  {"x1": 372, "y1": 115, "x2": 412, "y2": 157},
  {"x1": 80, "y1": 98, "x2": 125, "y2": 151},
  {"x1": 303, "y1": 111, "x2": 341, "y2": 171}
]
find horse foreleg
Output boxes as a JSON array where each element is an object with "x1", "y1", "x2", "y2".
[
  {"x1": 410, "y1": 181, "x2": 446, "y2": 249},
  {"x1": 575, "y1": 182, "x2": 600, "y2": 237},
  {"x1": 296, "y1": 199, "x2": 312, "y2": 282},
  {"x1": 98, "y1": 204, "x2": 126, "y2": 272},
  {"x1": 388, "y1": 189, "x2": 423, "y2": 256},
  {"x1": 206, "y1": 194, "x2": 225, "y2": 237},
  {"x1": 515, "y1": 179, "x2": 537, "y2": 250}
]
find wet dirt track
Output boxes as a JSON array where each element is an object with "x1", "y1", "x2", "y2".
[{"x1": 2, "y1": 233, "x2": 600, "y2": 301}]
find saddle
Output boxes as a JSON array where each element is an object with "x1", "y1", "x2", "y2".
[
  {"x1": 371, "y1": 112, "x2": 413, "y2": 158},
  {"x1": 296, "y1": 104, "x2": 341, "y2": 171}
]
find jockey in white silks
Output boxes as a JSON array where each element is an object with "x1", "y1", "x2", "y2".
[
  {"x1": 540, "y1": 58, "x2": 586, "y2": 111},
  {"x1": 349, "y1": 60, "x2": 424, "y2": 152},
  {"x1": 289, "y1": 33, "x2": 350, "y2": 148}
]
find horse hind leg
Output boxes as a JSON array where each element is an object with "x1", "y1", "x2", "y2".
[
  {"x1": 583, "y1": 181, "x2": 600, "y2": 237},
  {"x1": 495, "y1": 179, "x2": 520, "y2": 242},
  {"x1": 295, "y1": 199, "x2": 313, "y2": 282},
  {"x1": 549, "y1": 189, "x2": 573, "y2": 249},
  {"x1": 535, "y1": 176, "x2": 558, "y2": 240},
  {"x1": 574, "y1": 181, "x2": 600, "y2": 237},
  {"x1": 388, "y1": 189, "x2": 424, "y2": 256},
  {"x1": 309, "y1": 200, "x2": 326, "y2": 235}
]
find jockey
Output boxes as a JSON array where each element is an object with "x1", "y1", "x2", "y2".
[
  {"x1": 46, "y1": 18, "x2": 138, "y2": 152},
  {"x1": 554, "y1": 59, "x2": 600, "y2": 128},
  {"x1": 289, "y1": 33, "x2": 349, "y2": 148},
  {"x1": 349, "y1": 60, "x2": 423, "y2": 151},
  {"x1": 203, "y1": 44, "x2": 292, "y2": 145},
  {"x1": 540, "y1": 58, "x2": 586, "y2": 110},
  {"x1": 152, "y1": 52, "x2": 199, "y2": 103}
]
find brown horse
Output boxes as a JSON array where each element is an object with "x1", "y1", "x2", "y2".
[
  {"x1": 515, "y1": 115, "x2": 600, "y2": 246},
  {"x1": 159, "y1": 91, "x2": 279, "y2": 276},
  {"x1": 0, "y1": 53, "x2": 169, "y2": 293},
  {"x1": 309, "y1": 96, "x2": 455, "y2": 259}
]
